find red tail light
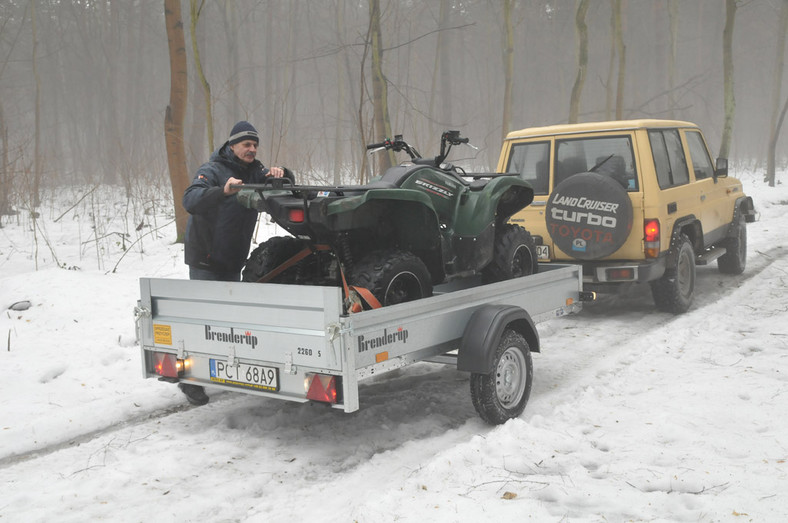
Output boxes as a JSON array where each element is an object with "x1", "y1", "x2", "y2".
[
  {"x1": 289, "y1": 208, "x2": 305, "y2": 223},
  {"x1": 644, "y1": 219, "x2": 660, "y2": 258},
  {"x1": 151, "y1": 352, "x2": 184, "y2": 378},
  {"x1": 305, "y1": 373, "x2": 339, "y2": 404}
]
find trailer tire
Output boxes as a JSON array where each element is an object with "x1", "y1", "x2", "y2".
[
  {"x1": 350, "y1": 250, "x2": 432, "y2": 308},
  {"x1": 470, "y1": 329, "x2": 532, "y2": 425},
  {"x1": 482, "y1": 224, "x2": 538, "y2": 283}
]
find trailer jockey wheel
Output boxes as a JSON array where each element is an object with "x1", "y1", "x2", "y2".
[{"x1": 470, "y1": 329, "x2": 532, "y2": 425}]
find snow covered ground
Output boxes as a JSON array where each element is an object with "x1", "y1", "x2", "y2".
[{"x1": 1, "y1": 169, "x2": 786, "y2": 522}]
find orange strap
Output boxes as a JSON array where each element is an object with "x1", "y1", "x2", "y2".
[
  {"x1": 256, "y1": 244, "x2": 332, "y2": 283},
  {"x1": 259, "y1": 244, "x2": 382, "y2": 312}
]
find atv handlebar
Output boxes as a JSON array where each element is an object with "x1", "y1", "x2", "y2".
[{"x1": 366, "y1": 130, "x2": 473, "y2": 167}]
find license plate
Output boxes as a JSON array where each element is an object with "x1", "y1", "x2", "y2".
[
  {"x1": 536, "y1": 245, "x2": 550, "y2": 261},
  {"x1": 209, "y1": 359, "x2": 279, "y2": 391}
]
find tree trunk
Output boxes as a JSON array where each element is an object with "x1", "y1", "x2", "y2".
[
  {"x1": 767, "y1": 0, "x2": 788, "y2": 187},
  {"x1": 190, "y1": 0, "x2": 213, "y2": 154},
  {"x1": 31, "y1": 0, "x2": 42, "y2": 207},
  {"x1": 614, "y1": 0, "x2": 625, "y2": 120},
  {"x1": 501, "y1": 0, "x2": 514, "y2": 144},
  {"x1": 719, "y1": 0, "x2": 736, "y2": 159},
  {"x1": 568, "y1": 0, "x2": 589, "y2": 124},
  {"x1": 164, "y1": 0, "x2": 190, "y2": 241},
  {"x1": 369, "y1": 0, "x2": 394, "y2": 174},
  {"x1": 667, "y1": 0, "x2": 678, "y2": 118}
]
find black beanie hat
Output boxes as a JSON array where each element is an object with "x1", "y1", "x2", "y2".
[{"x1": 228, "y1": 121, "x2": 259, "y2": 145}]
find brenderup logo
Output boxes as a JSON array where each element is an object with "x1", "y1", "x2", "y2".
[
  {"x1": 358, "y1": 327, "x2": 409, "y2": 353},
  {"x1": 204, "y1": 325, "x2": 258, "y2": 349}
]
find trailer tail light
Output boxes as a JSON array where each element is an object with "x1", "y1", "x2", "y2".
[
  {"x1": 305, "y1": 373, "x2": 340, "y2": 404},
  {"x1": 644, "y1": 219, "x2": 660, "y2": 258},
  {"x1": 288, "y1": 208, "x2": 305, "y2": 223},
  {"x1": 151, "y1": 352, "x2": 184, "y2": 378}
]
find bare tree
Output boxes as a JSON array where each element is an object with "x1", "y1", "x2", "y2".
[
  {"x1": 369, "y1": 0, "x2": 394, "y2": 174},
  {"x1": 719, "y1": 0, "x2": 736, "y2": 159},
  {"x1": 605, "y1": 0, "x2": 625, "y2": 120},
  {"x1": 501, "y1": 0, "x2": 514, "y2": 143},
  {"x1": 568, "y1": 0, "x2": 589, "y2": 124},
  {"x1": 164, "y1": 0, "x2": 191, "y2": 241},
  {"x1": 190, "y1": 0, "x2": 214, "y2": 154},
  {"x1": 767, "y1": 0, "x2": 788, "y2": 187},
  {"x1": 31, "y1": 0, "x2": 41, "y2": 207}
]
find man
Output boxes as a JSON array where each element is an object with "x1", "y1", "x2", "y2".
[{"x1": 179, "y1": 120, "x2": 292, "y2": 405}]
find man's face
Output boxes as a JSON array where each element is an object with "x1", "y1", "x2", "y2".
[{"x1": 230, "y1": 140, "x2": 258, "y2": 164}]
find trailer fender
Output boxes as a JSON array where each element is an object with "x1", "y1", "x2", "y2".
[{"x1": 457, "y1": 304, "x2": 540, "y2": 374}]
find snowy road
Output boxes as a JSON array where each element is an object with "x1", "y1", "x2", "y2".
[{"x1": 1, "y1": 172, "x2": 787, "y2": 521}]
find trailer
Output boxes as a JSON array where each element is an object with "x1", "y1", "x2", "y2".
[{"x1": 135, "y1": 263, "x2": 589, "y2": 424}]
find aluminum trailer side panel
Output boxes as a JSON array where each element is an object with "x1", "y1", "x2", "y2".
[{"x1": 137, "y1": 264, "x2": 583, "y2": 413}]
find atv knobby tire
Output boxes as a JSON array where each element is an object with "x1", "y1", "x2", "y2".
[
  {"x1": 350, "y1": 250, "x2": 432, "y2": 308},
  {"x1": 470, "y1": 329, "x2": 533, "y2": 425},
  {"x1": 650, "y1": 234, "x2": 695, "y2": 314},
  {"x1": 483, "y1": 224, "x2": 538, "y2": 283},
  {"x1": 242, "y1": 236, "x2": 306, "y2": 283}
]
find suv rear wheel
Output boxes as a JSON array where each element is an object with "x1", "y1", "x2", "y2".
[
  {"x1": 650, "y1": 234, "x2": 695, "y2": 314},
  {"x1": 718, "y1": 213, "x2": 747, "y2": 275}
]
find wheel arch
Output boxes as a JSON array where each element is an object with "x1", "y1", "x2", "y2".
[{"x1": 457, "y1": 304, "x2": 540, "y2": 374}]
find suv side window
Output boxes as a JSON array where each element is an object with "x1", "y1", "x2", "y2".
[
  {"x1": 506, "y1": 141, "x2": 550, "y2": 195},
  {"x1": 649, "y1": 129, "x2": 689, "y2": 189},
  {"x1": 685, "y1": 131, "x2": 714, "y2": 180}
]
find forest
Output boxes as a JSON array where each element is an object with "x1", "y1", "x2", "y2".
[{"x1": 1, "y1": 0, "x2": 787, "y2": 232}]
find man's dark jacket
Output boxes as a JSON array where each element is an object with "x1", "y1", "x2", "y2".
[{"x1": 183, "y1": 143, "x2": 286, "y2": 274}]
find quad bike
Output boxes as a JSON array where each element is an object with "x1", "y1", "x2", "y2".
[{"x1": 236, "y1": 130, "x2": 538, "y2": 312}]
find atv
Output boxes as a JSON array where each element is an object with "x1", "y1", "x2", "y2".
[{"x1": 236, "y1": 130, "x2": 538, "y2": 312}]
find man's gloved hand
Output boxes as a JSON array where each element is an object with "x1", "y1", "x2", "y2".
[{"x1": 236, "y1": 189, "x2": 267, "y2": 211}]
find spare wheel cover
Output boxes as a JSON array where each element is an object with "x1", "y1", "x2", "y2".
[{"x1": 545, "y1": 172, "x2": 633, "y2": 260}]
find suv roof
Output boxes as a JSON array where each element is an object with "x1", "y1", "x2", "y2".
[{"x1": 504, "y1": 119, "x2": 698, "y2": 140}]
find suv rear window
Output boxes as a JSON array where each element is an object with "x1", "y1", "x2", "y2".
[
  {"x1": 555, "y1": 135, "x2": 638, "y2": 191},
  {"x1": 506, "y1": 136, "x2": 638, "y2": 193}
]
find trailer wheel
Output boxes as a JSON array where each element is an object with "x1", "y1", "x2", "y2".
[
  {"x1": 350, "y1": 250, "x2": 432, "y2": 308},
  {"x1": 470, "y1": 329, "x2": 532, "y2": 425}
]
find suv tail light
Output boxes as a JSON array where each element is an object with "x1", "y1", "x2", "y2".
[{"x1": 644, "y1": 219, "x2": 660, "y2": 258}]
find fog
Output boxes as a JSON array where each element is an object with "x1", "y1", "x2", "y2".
[{"x1": 0, "y1": 0, "x2": 785, "y2": 207}]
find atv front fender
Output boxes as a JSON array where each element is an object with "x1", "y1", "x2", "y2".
[{"x1": 453, "y1": 177, "x2": 534, "y2": 237}]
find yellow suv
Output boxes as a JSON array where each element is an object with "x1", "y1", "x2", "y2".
[{"x1": 498, "y1": 119, "x2": 756, "y2": 313}]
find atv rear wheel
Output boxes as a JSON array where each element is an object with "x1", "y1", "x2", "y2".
[
  {"x1": 242, "y1": 236, "x2": 307, "y2": 283},
  {"x1": 482, "y1": 224, "x2": 538, "y2": 283},
  {"x1": 350, "y1": 250, "x2": 432, "y2": 308}
]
